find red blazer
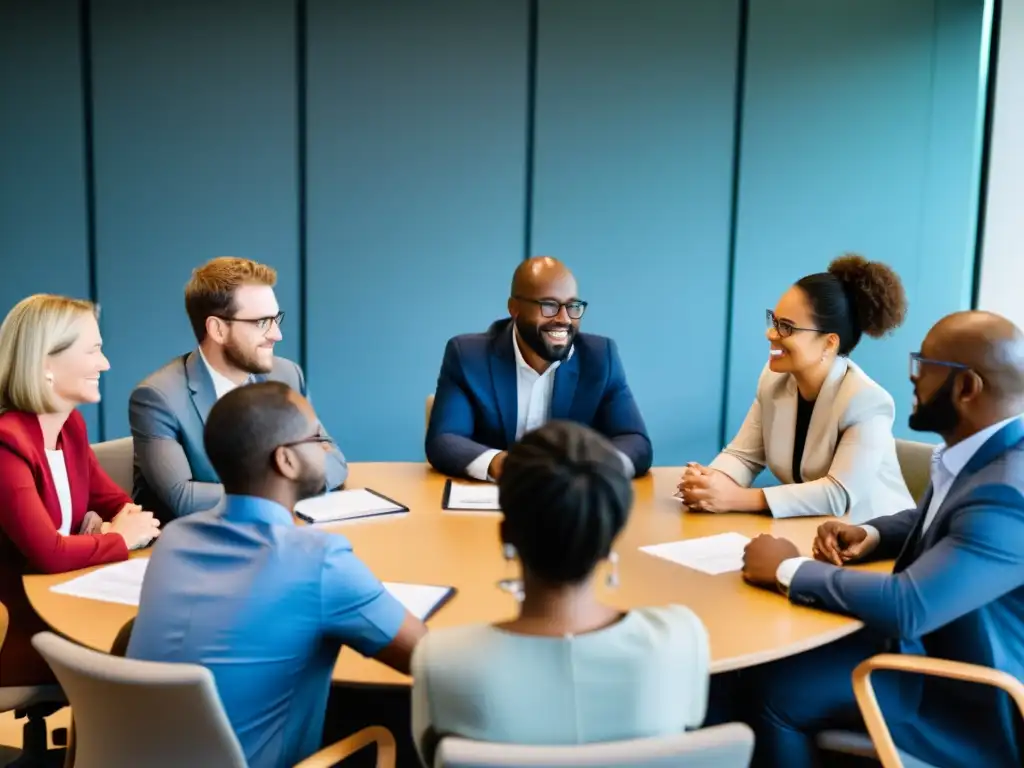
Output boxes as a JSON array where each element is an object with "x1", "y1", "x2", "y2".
[{"x1": 0, "y1": 409, "x2": 130, "y2": 686}]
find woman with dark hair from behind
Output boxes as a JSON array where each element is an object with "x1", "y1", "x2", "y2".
[
  {"x1": 679, "y1": 254, "x2": 914, "y2": 522},
  {"x1": 411, "y1": 421, "x2": 709, "y2": 764}
]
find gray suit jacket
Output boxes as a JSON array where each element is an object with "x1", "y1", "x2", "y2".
[
  {"x1": 710, "y1": 358, "x2": 912, "y2": 521},
  {"x1": 129, "y1": 350, "x2": 347, "y2": 522}
]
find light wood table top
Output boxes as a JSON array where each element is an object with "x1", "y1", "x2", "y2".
[{"x1": 24, "y1": 463, "x2": 884, "y2": 687}]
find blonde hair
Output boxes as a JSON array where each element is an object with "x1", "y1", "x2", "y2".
[
  {"x1": 0, "y1": 294, "x2": 99, "y2": 414},
  {"x1": 184, "y1": 257, "x2": 278, "y2": 342}
]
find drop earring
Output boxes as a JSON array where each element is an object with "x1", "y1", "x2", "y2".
[{"x1": 45, "y1": 373, "x2": 54, "y2": 386}]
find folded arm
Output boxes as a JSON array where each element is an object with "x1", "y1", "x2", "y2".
[
  {"x1": 0, "y1": 447, "x2": 128, "y2": 573},
  {"x1": 594, "y1": 339, "x2": 652, "y2": 477},
  {"x1": 129, "y1": 385, "x2": 223, "y2": 518},
  {"x1": 789, "y1": 485, "x2": 1024, "y2": 639},
  {"x1": 292, "y1": 362, "x2": 348, "y2": 490},
  {"x1": 425, "y1": 340, "x2": 497, "y2": 478}
]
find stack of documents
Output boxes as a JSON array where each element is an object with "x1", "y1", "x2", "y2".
[
  {"x1": 294, "y1": 488, "x2": 406, "y2": 524},
  {"x1": 442, "y1": 480, "x2": 501, "y2": 511},
  {"x1": 51, "y1": 560, "x2": 455, "y2": 620},
  {"x1": 639, "y1": 532, "x2": 751, "y2": 575}
]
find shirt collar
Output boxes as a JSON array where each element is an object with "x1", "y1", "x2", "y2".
[
  {"x1": 511, "y1": 325, "x2": 574, "y2": 375},
  {"x1": 934, "y1": 414, "x2": 1024, "y2": 478},
  {"x1": 198, "y1": 347, "x2": 248, "y2": 400},
  {"x1": 220, "y1": 494, "x2": 295, "y2": 526}
]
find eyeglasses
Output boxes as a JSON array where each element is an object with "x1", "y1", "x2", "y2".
[
  {"x1": 215, "y1": 311, "x2": 285, "y2": 334},
  {"x1": 766, "y1": 309, "x2": 819, "y2": 339},
  {"x1": 513, "y1": 297, "x2": 588, "y2": 319},
  {"x1": 909, "y1": 352, "x2": 970, "y2": 379},
  {"x1": 280, "y1": 428, "x2": 332, "y2": 449}
]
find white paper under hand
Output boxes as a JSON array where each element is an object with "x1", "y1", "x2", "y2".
[
  {"x1": 640, "y1": 532, "x2": 752, "y2": 575},
  {"x1": 50, "y1": 559, "x2": 151, "y2": 606}
]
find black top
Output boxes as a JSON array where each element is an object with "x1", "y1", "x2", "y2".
[{"x1": 792, "y1": 393, "x2": 816, "y2": 483}]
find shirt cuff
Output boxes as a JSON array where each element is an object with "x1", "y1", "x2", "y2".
[
  {"x1": 860, "y1": 524, "x2": 881, "y2": 550},
  {"x1": 776, "y1": 556, "x2": 812, "y2": 589},
  {"x1": 617, "y1": 449, "x2": 635, "y2": 478},
  {"x1": 466, "y1": 449, "x2": 501, "y2": 482}
]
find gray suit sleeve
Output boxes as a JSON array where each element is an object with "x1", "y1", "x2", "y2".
[
  {"x1": 292, "y1": 361, "x2": 349, "y2": 490},
  {"x1": 129, "y1": 384, "x2": 224, "y2": 518}
]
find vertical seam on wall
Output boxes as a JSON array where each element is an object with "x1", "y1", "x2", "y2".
[
  {"x1": 296, "y1": 0, "x2": 309, "y2": 371},
  {"x1": 970, "y1": 0, "x2": 1002, "y2": 309},
  {"x1": 79, "y1": 0, "x2": 103, "y2": 440},
  {"x1": 914, "y1": 2, "x2": 941, "y2": 308},
  {"x1": 522, "y1": 0, "x2": 539, "y2": 261},
  {"x1": 719, "y1": 0, "x2": 750, "y2": 450}
]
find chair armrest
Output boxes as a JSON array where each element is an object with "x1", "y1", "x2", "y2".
[
  {"x1": 852, "y1": 653, "x2": 1024, "y2": 768},
  {"x1": 292, "y1": 726, "x2": 396, "y2": 768}
]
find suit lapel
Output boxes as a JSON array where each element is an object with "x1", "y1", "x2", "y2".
[
  {"x1": 799, "y1": 358, "x2": 848, "y2": 482},
  {"x1": 551, "y1": 351, "x2": 579, "y2": 420},
  {"x1": 489, "y1": 327, "x2": 518, "y2": 447},
  {"x1": 185, "y1": 350, "x2": 218, "y2": 425}
]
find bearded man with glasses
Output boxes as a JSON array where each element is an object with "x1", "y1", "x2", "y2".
[
  {"x1": 130, "y1": 257, "x2": 347, "y2": 522},
  {"x1": 426, "y1": 256, "x2": 651, "y2": 481}
]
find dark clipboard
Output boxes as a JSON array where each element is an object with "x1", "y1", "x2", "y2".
[
  {"x1": 441, "y1": 478, "x2": 501, "y2": 511},
  {"x1": 420, "y1": 584, "x2": 458, "y2": 622},
  {"x1": 294, "y1": 487, "x2": 409, "y2": 525}
]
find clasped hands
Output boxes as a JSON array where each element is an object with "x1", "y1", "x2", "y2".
[
  {"x1": 740, "y1": 520, "x2": 879, "y2": 590},
  {"x1": 676, "y1": 463, "x2": 742, "y2": 513},
  {"x1": 80, "y1": 503, "x2": 161, "y2": 550}
]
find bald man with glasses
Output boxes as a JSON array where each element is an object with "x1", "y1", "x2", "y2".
[{"x1": 426, "y1": 256, "x2": 652, "y2": 480}]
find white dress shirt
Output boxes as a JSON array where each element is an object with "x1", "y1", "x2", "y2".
[
  {"x1": 465, "y1": 329, "x2": 636, "y2": 481},
  {"x1": 199, "y1": 348, "x2": 251, "y2": 401},
  {"x1": 46, "y1": 449, "x2": 73, "y2": 535},
  {"x1": 777, "y1": 415, "x2": 1024, "y2": 588}
]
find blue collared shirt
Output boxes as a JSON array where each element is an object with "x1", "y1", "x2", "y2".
[{"x1": 127, "y1": 494, "x2": 406, "y2": 768}]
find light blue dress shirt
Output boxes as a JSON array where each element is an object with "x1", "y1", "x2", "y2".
[{"x1": 127, "y1": 494, "x2": 406, "y2": 768}]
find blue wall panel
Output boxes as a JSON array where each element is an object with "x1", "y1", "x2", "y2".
[
  {"x1": 0, "y1": 0, "x2": 99, "y2": 438},
  {"x1": 89, "y1": 0, "x2": 299, "y2": 439},
  {"x1": 725, "y1": 0, "x2": 986, "y2": 448},
  {"x1": 305, "y1": 0, "x2": 530, "y2": 461},
  {"x1": 530, "y1": 0, "x2": 740, "y2": 465}
]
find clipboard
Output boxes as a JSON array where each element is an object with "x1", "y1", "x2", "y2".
[
  {"x1": 382, "y1": 582, "x2": 458, "y2": 622},
  {"x1": 441, "y1": 478, "x2": 501, "y2": 511},
  {"x1": 294, "y1": 487, "x2": 409, "y2": 525}
]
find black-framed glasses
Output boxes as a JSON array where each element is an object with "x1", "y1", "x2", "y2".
[
  {"x1": 214, "y1": 311, "x2": 285, "y2": 334},
  {"x1": 909, "y1": 352, "x2": 970, "y2": 379},
  {"x1": 513, "y1": 297, "x2": 588, "y2": 319},
  {"x1": 766, "y1": 309, "x2": 819, "y2": 339},
  {"x1": 280, "y1": 427, "x2": 332, "y2": 449}
]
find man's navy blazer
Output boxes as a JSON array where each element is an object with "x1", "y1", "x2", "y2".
[
  {"x1": 790, "y1": 418, "x2": 1024, "y2": 767},
  {"x1": 425, "y1": 319, "x2": 652, "y2": 478}
]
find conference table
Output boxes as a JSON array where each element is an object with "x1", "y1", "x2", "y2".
[{"x1": 24, "y1": 463, "x2": 884, "y2": 687}]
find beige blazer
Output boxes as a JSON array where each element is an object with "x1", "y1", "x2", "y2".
[{"x1": 710, "y1": 358, "x2": 913, "y2": 522}]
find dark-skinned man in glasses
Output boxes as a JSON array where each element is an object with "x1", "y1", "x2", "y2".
[
  {"x1": 130, "y1": 257, "x2": 347, "y2": 523},
  {"x1": 740, "y1": 310, "x2": 1024, "y2": 768},
  {"x1": 426, "y1": 256, "x2": 652, "y2": 481}
]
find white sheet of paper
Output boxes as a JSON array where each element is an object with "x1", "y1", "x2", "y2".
[
  {"x1": 639, "y1": 532, "x2": 752, "y2": 575},
  {"x1": 294, "y1": 488, "x2": 403, "y2": 523},
  {"x1": 50, "y1": 558, "x2": 150, "y2": 606},
  {"x1": 445, "y1": 481, "x2": 501, "y2": 511},
  {"x1": 382, "y1": 582, "x2": 451, "y2": 620}
]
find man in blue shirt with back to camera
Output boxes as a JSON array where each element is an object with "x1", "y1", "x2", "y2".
[{"x1": 128, "y1": 381, "x2": 427, "y2": 768}]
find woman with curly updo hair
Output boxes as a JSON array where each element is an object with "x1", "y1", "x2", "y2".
[{"x1": 679, "y1": 254, "x2": 914, "y2": 522}]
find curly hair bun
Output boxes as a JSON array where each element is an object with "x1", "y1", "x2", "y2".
[{"x1": 827, "y1": 253, "x2": 907, "y2": 338}]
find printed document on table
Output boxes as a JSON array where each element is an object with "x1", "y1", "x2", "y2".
[
  {"x1": 50, "y1": 559, "x2": 454, "y2": 621},
  {"x1": 294, "y1": 488, "x2": 406, "y2": 524},
  {"x1": 639, "y1": 532, "x2": 752, "y2": 575},
  {"x1": 51, "y1": 559, "x2": 151, "y2": 606},
  {"x1": 443, "y1": 480, "x2": 501, "y2": 511}
]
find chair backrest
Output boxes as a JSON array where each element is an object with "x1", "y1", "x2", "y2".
[
  {"x1": 0, "y1": 601, "x2": 7, "y2": 650},
  {"x1": 91, "y1": 437, "x2": 135, "y2": 495},
  {"x1": 32, "y1": 632, "x2": 247, "y2": 768},
  {"x1": 853, "y1": 653, "x2": 1024, "y2": 768},
  {"x1": 435, "y1": 723, "x2": 754, "y2": 768},
  {"x1": 426, "y1": 394, "x2": 435, "y2": 431},
  {"x1": 895, "y1": 439, "x2": 934, "y2": 503}
]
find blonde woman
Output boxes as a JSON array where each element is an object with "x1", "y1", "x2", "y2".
[{"x1": 0, "y1": 295, "x2": 160, "y2": 687}]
